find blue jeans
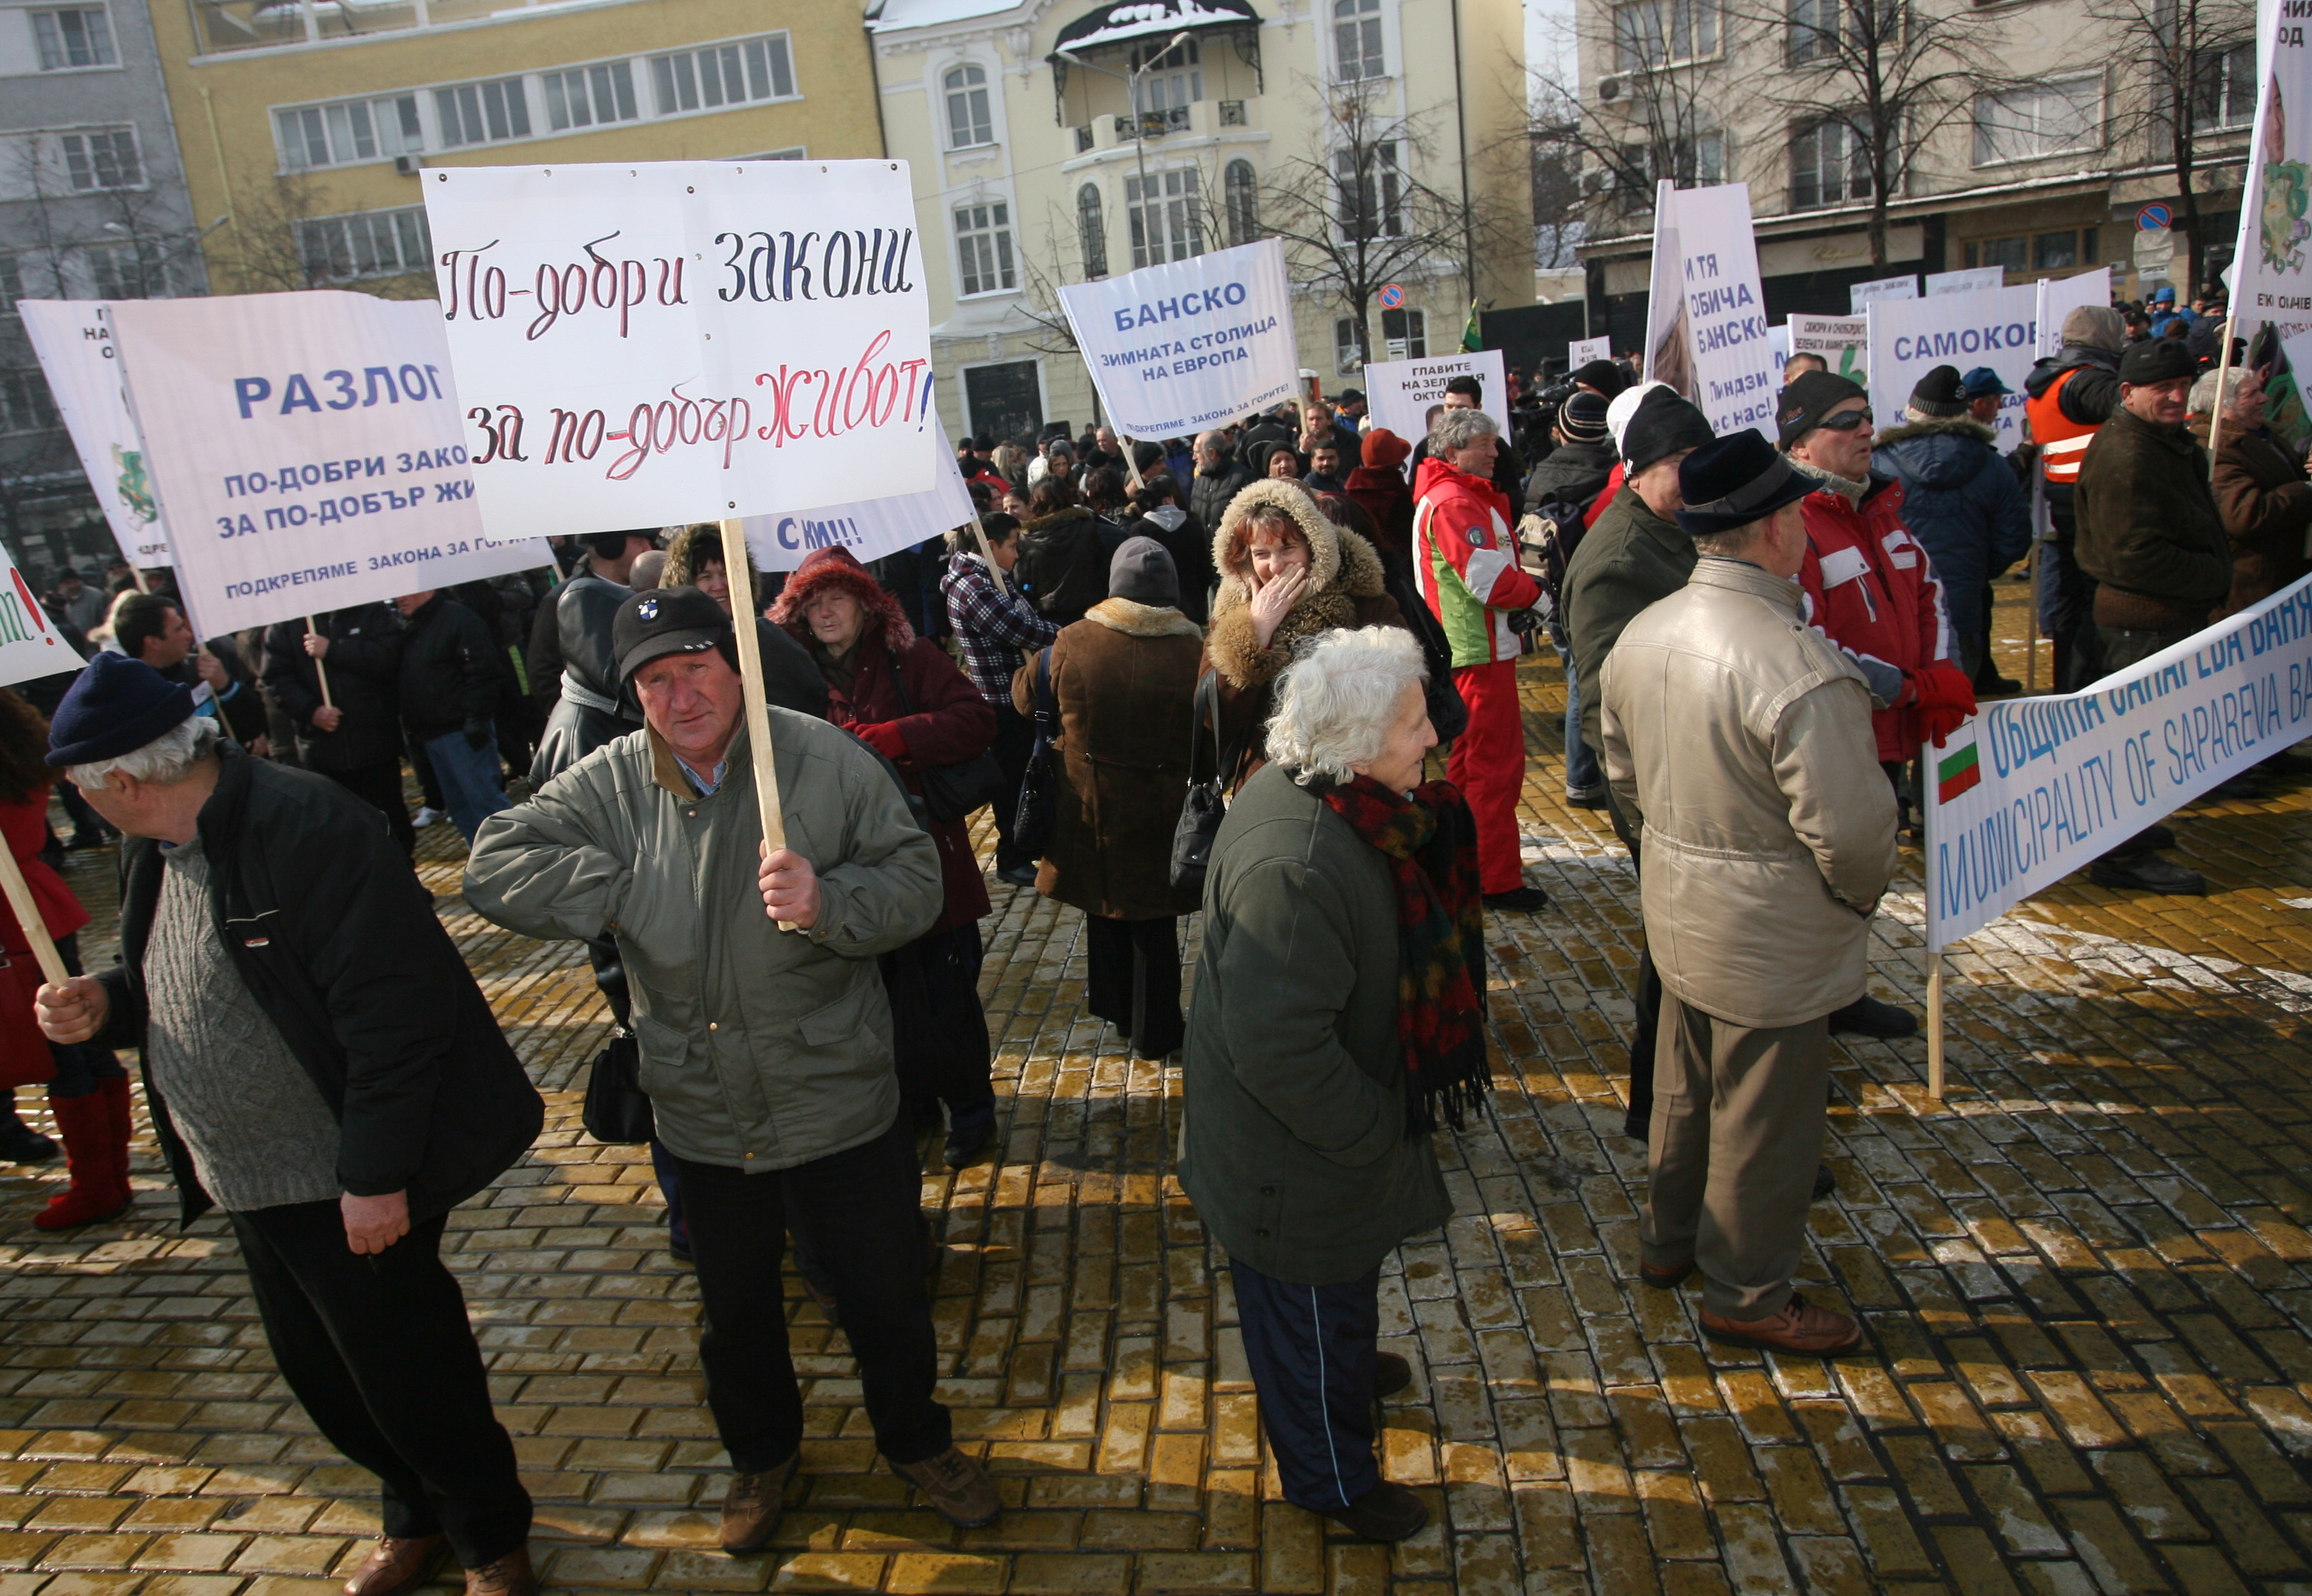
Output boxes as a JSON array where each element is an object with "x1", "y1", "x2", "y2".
[
  {"x1": 420, "y1": 730, "x2": 509, "y2": 844},
  {"x1": 1552, "y1": 626, "x2": 1601, "y2": 795}
]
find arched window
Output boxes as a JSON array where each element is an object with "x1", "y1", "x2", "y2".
[
  {"x1": 945, "y1": 64, "x2": 992, "y2": 148},
  {"x1": 1225, "y1": 159, "x2": 1259, "y2": 246},
  {"x1": 1078, "y1": 183, "x2": 1108, "y2": 279}
]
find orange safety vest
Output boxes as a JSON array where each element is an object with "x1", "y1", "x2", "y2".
[{"x1": 2026, "y1": 366, "x2": 2099, "y2": 484}]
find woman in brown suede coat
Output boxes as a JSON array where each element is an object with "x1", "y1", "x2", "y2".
[
  {"x1": 1012, "y1": 537, "x2": 1203, "y2": 1059},
  {"x1": 2195, "y1": 369, "x2": 2312, "y2": 616}
]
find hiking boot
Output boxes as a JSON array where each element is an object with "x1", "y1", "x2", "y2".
[
  {"x1": 1701, "y1": 1293, "x2": 1861, "y2": 1355},
  {"x1": 719, "y1": 1456, "x2": 797, "y2": 1554},
  {"x1": 1374, "y1": 1351, "x2": 1412, "y2": 1398},
  {"x1": 342, "y1": 1535, "x2": 445, "y2": 1596},
  {"x1": 891, "y1": 1446, "x2": 1001, "y2": 1528},
  {"x1": 2089, "y1": 853, "x2": 2206, "y2": 896},
  {"x1": 1828, "y1": 995, "x2": 1917, "y2": 1039},
  {"x1": 1321, "y1": 1479, "x2": 1428, "y2": 1542},
  {"x1": 1483, "y1": 884, "x2": 1550, "y2": 913}
]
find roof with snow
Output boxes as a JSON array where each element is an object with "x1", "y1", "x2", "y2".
[
  {"x1": 866, "y1": 0, "x2": 1023, "y2": 32},
  {"x1": 1050, "y1": 0, "x2": 1261, "y2": 53}
]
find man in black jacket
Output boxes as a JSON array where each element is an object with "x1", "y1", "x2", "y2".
[
  {"x1": 34, "y1": 654, "x2": 544, "y2": 1596},
  {"x1": 1190, "y1": 430, "x2": 1254, "y2": 531},
  {"x1": 261, "y1": 605, "x2": 410, "y2": 856},
  {"x1": 394, "y1": 591, "x2": 506, "y2": 846},
  {"x1": 524, "y1": 529, "x2": 654, "y2": 719}
]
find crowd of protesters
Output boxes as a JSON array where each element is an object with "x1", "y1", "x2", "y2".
[{"x1": 0, "y1": 287, "x2": 2304, "y2": 1578}]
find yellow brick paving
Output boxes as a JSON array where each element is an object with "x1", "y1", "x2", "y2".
[{"x1": 0, "y1": 579, "x2": 2309, "y2": 1594}]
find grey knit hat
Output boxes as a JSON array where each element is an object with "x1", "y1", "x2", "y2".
[{"x1": 1108, "y1": 536, "x2": 1180, "y2": 606}]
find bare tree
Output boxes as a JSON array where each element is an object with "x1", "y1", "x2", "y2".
[
  {"x1": 212, "y1": 173, "x2": 433, "y2": 299},
  {"x1": 1523, "y1": 9, "x2": 1725, "y2": 251},
  {"x1": 2090, "y1": 0, "x2": 2256, "y2": 297}
]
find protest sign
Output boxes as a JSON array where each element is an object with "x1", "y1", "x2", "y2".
[
  {"x1": 1926, "y1": 266, "x2": 2005, "y2": 296},
  {"x1": 1638, "y1": 181, "x2": 1775, "y2": 437},
  {"x1": 1362, "y1": 350, "x2": 1508, "y2": 448},
  {"x1": 1788, "y1": 314, "x2": 1868, "y2": 384},
  {"x1": 2230, "y1": 2, "x2": 2312, "y2": 344},
  {"x1": 0, "y1": 539, "x2": 93, "y2": 985},
  {"x1": 1867, "y1": 285, "x2": 2041, "y2": 452},
  {"x1": 736, "y1": 417, "x2": 977, "y2": 571},
  {"x1": 420, "y1": 159, "x2": 935, "y2": 541},
  {"x1": 2036, "y1": 268, "x2": 2113, "y2": 357},
  {"x1": 1927, "y1": 574, "x2": 2312, "y2": 949},
  {"x1": 1058, "y1": 239, "x2": 1297, "y2": 439},
  {"x1": 108, "y1": 291, "x2": 553, "y2": 637},
  {"x1": 18, "y1": 301, "x2": 172, "y2": 568},
  {"x1": 1850, "y1": 275, "x2": 1918, "y2": 311},
  {"x1": 1567, "y1": 335, "x2": 1612, "y2": 367}
]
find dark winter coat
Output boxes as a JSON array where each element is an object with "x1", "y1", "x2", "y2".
[
  {"x1": 1561, "y1": 481, "x2": 1696, "y2": 759},
  {"x1": 1177, "y1": 762, "x2": 1452, "y2": 1285},
  {"x1": 1015, "y1": 506, "x2": 1124, "y2": 628},
  {"x1": 1011, "y1": 597, "x2": 1204, "y2": 921},
  {"x1": 1119, "y1": 503, "x2": 1214, "y2": 624},
  {"x1": 2207, "y1": 418, "x2": 2312, "y2": 615},
  {"x1": 96, "y1": 747, "x2": 542, "y2": 1228},
  {"x1": 1522, "y1": 438, "x2": 1617, "y2": 513},
  {"x1": 1191, "y1": 462, "x2": 1256, "y2": 533},
  {"x1": 396, "y1": 593, "x2": 501, "y2": 744},
  {"x1": 1871, "y1": 416, "x2": 2033, "y2": 644},
  {"x1": 2075, "y1": 405, "x2": 2232, "y2": 632},
  {"x1": 261, "y1": 604, "x2": 403, "y2": 771},
  {"x1": 1343, "y1": 465, "x2": 1415, "y2": 560}
]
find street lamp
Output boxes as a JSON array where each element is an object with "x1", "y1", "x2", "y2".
[{"x1": 1056, "y1": 29, "x2": 1195, "y2": 264}]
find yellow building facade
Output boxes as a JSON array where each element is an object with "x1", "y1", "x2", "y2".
[{"x1": 147, "y1": 0, "x2": 886, "y2": 295}]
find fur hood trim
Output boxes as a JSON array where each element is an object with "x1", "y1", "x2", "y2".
[
  {"x1": 1212, "y1": 479, "x2": 1354, "y2": 589},
  {"x1": 1085, "y1": 596, "x2": 1203, "y2": 639},
  {"x1": 1873, "y1": 416, "x2": 1996, "y2": 449},
  {"x1": 1205, "y1": 485, "x2": 1389, "y2": 690},
  {"x1": 768, "y1": 546, "x2": 915, "y2": 652},
  {"x1": 663, "y1": 522, "x2": 729, "y2": 591}
]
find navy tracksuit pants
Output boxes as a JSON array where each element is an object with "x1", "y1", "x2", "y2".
[{"x1": 1229, "y1": 1259, "x2": 1382, "y2": 1512}]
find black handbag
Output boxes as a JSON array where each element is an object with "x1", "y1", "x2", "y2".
[
  {"x1": 1011, "y1": 645, "x2": 1059, "y2": 856},
  {"x1": 1386, "y1": 564, "x2": 1470, "y2": 741},
  {"x1": 581, "y1": 1027, "x2": 655, "y2": 1145},
  {"x1": 885, "y1": 652, "x2": 1007, "y2": 823},
  {"x1": 1170, "y1": 671, "x2": 1245, "y2": 895}
]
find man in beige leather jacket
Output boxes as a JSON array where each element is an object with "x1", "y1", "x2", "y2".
[{"x1": 1601, "y1": 430, "x2": 1897, "y2": 1357}]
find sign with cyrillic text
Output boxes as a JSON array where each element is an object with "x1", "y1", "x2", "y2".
[
  {"x1": 1788, "y1": 314, "x2": 1867, "y2": 384},
  {"x1": 421, "y1": 159, "x2": 935, "y2": 540},
  {"x1": 1058, "y1": 238, "x2": 1298, "y2": 439},
  {"x1": 2229, "y1": 0, "x2": 2312, "y2": 343},
  {"x1": 1927, "y1": 574, "x2": 2312, "y2": 947},
  {"x1": 2036, "y1": 268, "x2": 2112, "y2": 358},
  {"x1": 108, "y1": 291, "x2": 551, "y2": 637},
  {"x1": 738, "y1": 418, "x2": 978, "y2": 571},
  {"x1": 1361, "y1": 351, "x2": 1508, "y2": 454},
  {"x1": 1926, "y1": 266, "x2": 2005, "y2": 296},
  {"x1": 0, "y1": 535, "x2": 85, "y2": 687},
  {"x1": 1867, "y1": 286, "x2": 2040, "y2": 453},
  {"x1": 1849, "y1": 275, "x2": 1918, "y2": 312},
  {"x1": 1567, "y1": 336, "x2": 1612, "y2": 367},
  {"x1": 18, "y1": 300, "x2": 173, "y2": 569},
  {"x1": 1638, "y1": 182, "x2": 1776, "y2": 438}
]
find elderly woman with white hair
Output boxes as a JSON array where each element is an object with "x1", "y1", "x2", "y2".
[
  {"x1": 1177, "y1": 627, "x2": 1488, "y2": 1545},
  {"x1": 2192, "y1": 363, "x2": 2312, "y2": 617}
]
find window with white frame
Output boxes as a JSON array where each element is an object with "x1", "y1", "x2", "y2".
[
  {"x1": 945, "y1": 64, "x2": 993, "y2": 148},
  {"x1": 545, "y1": 63, "x2": 639, "y2": 131},
  {"x1": 435, "y1": 78, "x2": 531, "y2": 147},
  {"x1": 1382, "y1": 307, "x2": 1426, "y2": 357},
  {"x1": 1130, "y1": 37, "x2": 1199, "y2": 129},
  {"x1": 954, "y1": 200, "x2": 1016, "y2": 296},
  {"x1": 275, "y1": 96, "x2": 421, "y2": 170},
  {"x1": 2195, "y1": 46, "x2": 2253, "y2": 130},
  {"x1": 1334, "y1": 0, "x2": 1384, "y2": 81},
  {"x1": 1127, "y1": 167, "x2": 1203, "y2": 268},
  {"x1": 60, "y1": 128, "x2": 140, "y2": 191},
  {"x1": 1225, "y1": 159, "x2": 1258, "y2": 246},
  {"x1": 300, "y1": 206, "x2": 433, "y2": 282},
  {"x1": 1973, "y1": 76, "x2": 2099, "y2": 165},
  {"x1": 85, "y1": 241, "x2": 161, "y2": 299},
  {"x1": 1790, "y1": 116, "x2": 1881, "y2": 208},
  {"x1": 1614, "y1": 0, "x2": 1716, "y2": 69},
  {"x1": 0, "y1": 371, "x2": 57, "y2": 436},
  {"x1": 1334, "y1": 316, "x2": 1362, "y2": 374},
  {"x1": 32, "y1": 7, "x2": 115, "y2": 69},
  {"x1": 1790, "y1": 0, "x2": 1900, "y2": 64},
  {"x1": 652, "y1": 36, "x2": 795, "y2": 115},
  {"x1": 1334, "y1": 142, "x2": 1402, "y2": 239},
  {"x1": 1078, "y1": 183, "x2": 1108, "y2": 280}
]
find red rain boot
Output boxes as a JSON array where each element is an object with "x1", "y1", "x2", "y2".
[
  {"x1": 33, "y1": 1093, "x2": 126, "y2": 1231},
  {"x1": 97, "y1": 1075, "x2": 135, "y2": 1211}
]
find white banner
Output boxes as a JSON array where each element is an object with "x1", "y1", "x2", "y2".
[
  {"x1": 0, "y1": 539, "x2": 85, "y2": 687},
  {"x1": 421, "y1": 160, "x2": 934, "y2": 541},
  {"x1": 1850, "y1": 275, "x2": 1919, "y2": 312},
  {"x1": 1927, "y1": 576, "x2": 2312, "y2": 947},
  {"x1": 738, "y1": 418, "x2": 978, "y2": 571},
  {"x1": 1361, "y1": 350, "x2": 1508, "y2": 448},
  {"x1": 1567, "y1": 335, "x2": 1612, "y2": 367},
  {"x1": 1867, "y1": 286, "x2": 2041, "y2": 453},
  {"x1": 1926, "y1": 266, "x2": 2005, "y2": 296},
  {"x1": 2231, "y1": 0, "x2": 2312, "y2": 343},
  {"x1": 18, "y1": 301, "x2": 172, "y2": 568},
  {"x1": 109, "y1": 291, "x2": 553, "y2": 638},
  {"x1": 1639, "y1": 181, "x2": 1776, "y2": 437},
  {"x1": 2036, "y1": 268, "x2": 2113, "y2": 358},
  {"x1": 1788, "y1": 313, "x2": 1868, "y2": 384},
  {"x1": 1058, "y1": 238, "x2": 1298, "y2": 439}
]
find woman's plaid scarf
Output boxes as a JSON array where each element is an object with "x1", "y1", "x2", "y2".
[{"x1": 1319, "y1": 773, "x2": 1491, "y2": 1134}]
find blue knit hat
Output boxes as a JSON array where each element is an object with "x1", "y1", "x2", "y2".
[{"x1": 46, "y1": 653, "x2": 196, "y2": 768}]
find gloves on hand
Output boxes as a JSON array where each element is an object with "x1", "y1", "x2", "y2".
[
  {"x1": 461, "y1": 719, "x2": 491, "y2": 750},
  {"x1": 854, "y1": 720, "x2": 910, "y2": 763},
  {"x1": 1906, "y1": 661, "x2": 1978, "y2": 748}
]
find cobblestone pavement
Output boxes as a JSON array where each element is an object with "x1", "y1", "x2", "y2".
[{"x1": 1, "y1": 581, "x2": 2310, "y2": 1595}]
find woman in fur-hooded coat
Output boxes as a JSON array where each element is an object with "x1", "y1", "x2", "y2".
[{"x1": 1203, "y1": 480, "x2": 1409, "y2": 781}]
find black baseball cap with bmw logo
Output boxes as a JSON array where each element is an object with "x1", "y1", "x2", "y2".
[{"x1": 613, "y1": 585, "x2": 732, "y2": 687}]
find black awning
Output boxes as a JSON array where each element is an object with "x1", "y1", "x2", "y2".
[{"x1": 1050, "y1": 0, "x2": 1260, "y2": 55}]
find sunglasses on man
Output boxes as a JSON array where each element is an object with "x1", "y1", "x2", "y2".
[{"x1": 1813, "y1": 407, "x2": 1874, "y2": 432}]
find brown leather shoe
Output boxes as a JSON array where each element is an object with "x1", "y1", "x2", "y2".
[
  {"x1": 891, "y1": 1446, "x2": 1001, "y2": 1528},
  {"x1": 1374, "y1": 1351, "x2": 1412, "y2": 1398},
  {"x1": 342, "y1": 1536, "x2": 446, "y2": 1596},
  {"x1": 720, "y1": 1455, "x2": 799, "y2": 1554},
  {"x1": 1639, "y1": 1259, "x2": 1694, "y2": 1290},
  {"x1": 462, "y1": 1545, "x2": 534, "y2": 1596},
  {"x1": 1701, "y1": 1293, "x2": 1861, "y2": 1355},
  {"x1": 1321, "y1": 1479, "x2": 1429, "y2": 1542}
]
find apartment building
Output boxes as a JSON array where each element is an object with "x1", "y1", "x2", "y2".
[
  {"x1": 868, "y1": 0, "x2": 1532, "y2": 447},
  {"x1": 148, "y1": 0, "x2": 885, "y2": 296},
  {"x1": 2, "y1": 0, "x2": 203, "y2": 575},
  {"x1": 1567, "y1": 0, "x2": 2254, "y2": 343}
]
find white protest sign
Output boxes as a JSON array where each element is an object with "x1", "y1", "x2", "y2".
[
  {"x1": 0, "y1": 539, "x2": 83, "y2": 684},
  {"x1": 421, "y1": 160, "x2": 935, "y2": 541},
  {"x1": 2230, "y1": 1, "x2": 2312, "y2": 342},
  {"x1": 108, "y1": 291, "x2": 554, "y2": 637},
  {"x1": 1867, "y1": 285, "x2": 2041, "y2": 452},
  {"x1": 1768, "y1": 324, "x2": 1791, "y2": 367},
  {"x1": 1927, "y1": 576, "x2": 2312, "y2": 947},
  {"x1": 738, "y1": 418, "x2": 977, "y2": 571},
  {"x1": 1362, "y1": 350, "x2": 1508, "y2": 447},
  {"x1": 1567, "y1": 335, "x2": 1612, "y2": 367},
  {"x1": 1927, "y1": 266, "x2": 2005, "y2": 296},
  {"x1": 1641, "y1": 180, "x2": 1687, "y2": 394},
  {"x1": 1639, "y1": 181, "x2": 1776, "y2": 437},
  {"x1": 1058, "y1": 238, "x2": 1297, "y2": 439},
  {"x1": 2036, "y1": 268, "x2": 2113, "y2": 357},
  {"x1": 18, "y1": 301, "x2": 171, "y2": 568},
  {"x1": 1850, "y1": 275, "x2": 1919, "y2": 311},
  {"x1": 1788, "y1": 314, "x2": 1868, "y2": 384}
]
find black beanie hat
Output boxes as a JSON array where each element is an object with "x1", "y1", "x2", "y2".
[
  {"x1": 1907, "y1": 364, "x2": 1970, "y2": 419},
  {"x1": 2118, "y1": 339, "x2": 2196, "y2": 385},
  {"x1": 1620, "y1": 387, "x2": 1715, "y2": 473},
  {"x1": 1571, "y1": 358, "x2": 1629, "y2": 398},
  {"x1": 1776, "y1": 370, "x2": 1869, "y2": 448},
  {"x1": 46, "y1": 653, "x2": 197, "y2": 768},
  {"x1": 1559, "y1": 390, "x2": 1611, "y2": 444}
]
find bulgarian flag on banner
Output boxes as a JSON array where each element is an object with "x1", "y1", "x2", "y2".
[{"x1": 1937, "y1": 737, "x2": 1982, "y2": 803}]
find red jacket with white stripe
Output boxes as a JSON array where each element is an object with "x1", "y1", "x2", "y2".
[
  {"x1": 1412, "y1": 457, "x2": 1543, "y2": 667},
  {"x1": 1793, "y1": 469, "x2": 1955, "y2": 762}
]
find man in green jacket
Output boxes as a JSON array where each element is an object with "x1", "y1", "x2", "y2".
[{"x1": 463, "y1": 587, "x2": 998, "y2": 1549}]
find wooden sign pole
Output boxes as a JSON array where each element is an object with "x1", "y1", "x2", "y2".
[
  {"x1": 721, "y1": 520, "x2": 796, "y2": 932},
  {"x1": 305, "y1": 616, "x2": 333, "y2": 709},
  {"x1": 0, "y1": 843, "x2": 69, "y2": 990}
]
